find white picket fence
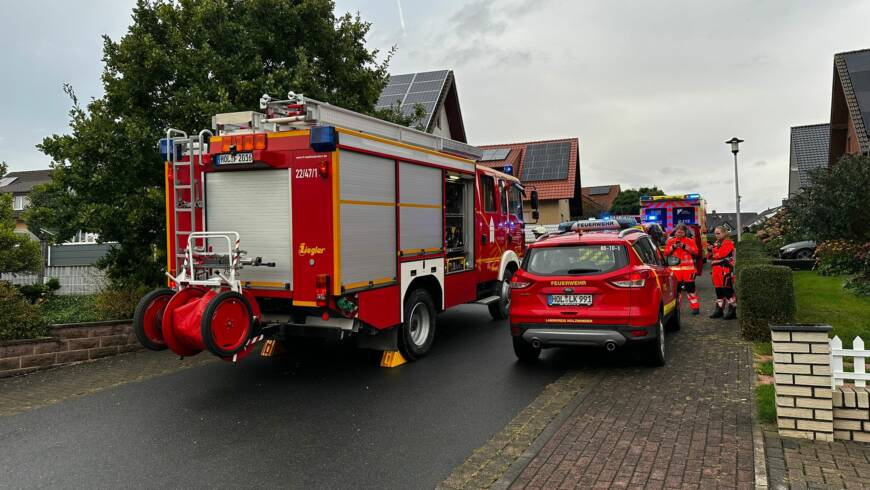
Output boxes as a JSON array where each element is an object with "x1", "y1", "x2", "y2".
[{"x1": 831, "y1": 336, "x2": 870, "y2": 388}]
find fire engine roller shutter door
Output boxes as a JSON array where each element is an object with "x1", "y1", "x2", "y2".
[
  {"x1": 339, "y1": 151, "x2": 396, "y2": 287},
  {"x1": 399, "y1": 162, "x2": 442, "y2": 253},
  {"x1": 205, "y1": 169, "x2": 293, "y2": 287}
]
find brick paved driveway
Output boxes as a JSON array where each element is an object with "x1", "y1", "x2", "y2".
[{"x1": 507, "y1": 274, "x2": 759, "y2": 489}]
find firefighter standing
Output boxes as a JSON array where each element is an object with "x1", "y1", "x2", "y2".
[
  {"x1": 664, "y1": 224, "x2": 700, "y2": 315},
  {"x1": 708, "y1": 226, "x2": 736, "y2": 320}
]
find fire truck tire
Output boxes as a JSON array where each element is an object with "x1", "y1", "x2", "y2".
[
  {"x1": 488, "y1": 269, "x2": 514, "y2": 320},
  {"x1": 133, "y1": 288, "x2": 174, "y2": 351},
  {"x1": 398, "y1": 289, "x2": 436, "y2": 361},
  {"x1": 200, "y1": 291, "x2": 254, "y2": 358}
]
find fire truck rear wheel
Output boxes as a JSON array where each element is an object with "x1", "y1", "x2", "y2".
[
  {"x1": 201, "y1": 291, "x2": 254, "y2": 358},
  {"x1": 488, "y1": 269, "x2": 514, "y2": 320},
  {"x1": 398, "y1": 289, "x2": 436, "y2": 361},
  {"x1": 133, "y1": 288, "x2": 174, "y2": 351}
]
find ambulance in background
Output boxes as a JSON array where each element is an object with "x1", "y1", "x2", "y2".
[{"x1": 640, "y1": 194, "x2": 707, "y2": 272}]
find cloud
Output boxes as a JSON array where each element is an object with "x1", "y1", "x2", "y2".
[
  {"x1": 668, "y1": 180, "x2": 702, "y2": 190},
  {"x1": 753, "y1": 160, "x2": 767, "y2": 167},
  {"x1": 659, "y1": 166, "x2": 689, "y2": 175}
]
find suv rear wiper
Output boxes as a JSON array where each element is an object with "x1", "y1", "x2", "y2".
[{"x1": 567, "y1": 268, "x2": 599, "y2": 274}]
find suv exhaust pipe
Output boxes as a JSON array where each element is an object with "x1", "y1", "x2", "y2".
[
  {"x1": 531, "y1": 338, "x2": 542, "y2": 349},
  {"x1": 604, "y1": 341, "x2": 617, "y2": 352}
]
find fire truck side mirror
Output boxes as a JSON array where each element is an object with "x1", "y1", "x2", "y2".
[
  {"x1": 532, "y1": 210, "x2": 540, "y2": 221},
  {"x1": 530, "y1": 190, "x2": 539, "y2": 210}
]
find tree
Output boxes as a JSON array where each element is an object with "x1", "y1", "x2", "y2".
[
  {"x1": 28, "y1": 0, "x2": 400, "y2": 288},
  {"x1": 610, "y1": 187, "x2": 666, "y2": 215},
  {"x1": 783, "y1": 154, "x2": 870, "y2": 243},
  {"x1": 0, "y1": 162, "x2": 42, "y2": 275}
]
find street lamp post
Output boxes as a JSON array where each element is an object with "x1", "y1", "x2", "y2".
[{"x1": 725, "y1": 137, "x2": 744, "y2": 242}]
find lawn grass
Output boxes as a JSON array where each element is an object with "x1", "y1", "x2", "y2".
[
  {"x1": 754, "y1": 342, "x2": 772, "y2": 356},
  {"x1": 793, "y1": 271, "x2": 870, "y2": 346},
  {"x1": 756, "y1": 384, "x2": 776, "y2": 423},
  {"x1": 756, "y1": 360, "x2": 773, "y2": 376}
]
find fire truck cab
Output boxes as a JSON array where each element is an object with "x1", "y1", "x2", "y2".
[{"x1": 133, "y1": 94, "x2": 535, "y2": 364}]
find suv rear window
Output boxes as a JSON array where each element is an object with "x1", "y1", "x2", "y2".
[{"x1": 523, "y1": 245, "x2": 629, "y2": 276}]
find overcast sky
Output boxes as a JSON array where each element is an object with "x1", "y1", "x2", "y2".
[{"x1": 3, "y1": 1, "x2": 870, "y2": 213}]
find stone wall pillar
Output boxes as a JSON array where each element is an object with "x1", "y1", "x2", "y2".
[{"x1": 770, "y1": 324, "x2": 834, "y2": 441}]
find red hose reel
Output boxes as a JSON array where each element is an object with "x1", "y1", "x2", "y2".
[{"x1": 133, "y1": 287, "x2": 261, "y2": 361}]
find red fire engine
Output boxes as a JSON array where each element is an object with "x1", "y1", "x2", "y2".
[{"x1": 133, "y1": 93, "x2": 538, "y2": 364}]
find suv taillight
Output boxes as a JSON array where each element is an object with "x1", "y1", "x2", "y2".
[
  {"x1": 315, "y1": 274, "x2": 330, "y2": 307},
  {"x1": 611, "y1": 270, "x2": 649, "y2": 288},
  {"x1": 510, "y1": 272, "x2": 533, "y2": 289}
]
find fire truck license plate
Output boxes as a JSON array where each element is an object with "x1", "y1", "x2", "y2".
[
  {"x1": 218, "y1": 153, "x2": 253, "y2": 165},
  {"x1": 548, "y1": 294, "x2": 593, "y2": 306}
]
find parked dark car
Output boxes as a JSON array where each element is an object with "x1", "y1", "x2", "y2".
[{"x1": 779, "y1": 240, "x2": 816, "y2": 260}]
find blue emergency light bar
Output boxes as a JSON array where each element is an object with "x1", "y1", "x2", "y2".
[
  {"x1": 310, "y1": 126, "x2": 338, "y2": 152},
  {"x1": 503, "y1": 165, "x2": 513, "y2": 175},
  {"x1": 685, "y1": 193, "x2": 700, "y2": 200},
  {"x1": 158, "y1": 138, "x2": 182, "y2": 161}
]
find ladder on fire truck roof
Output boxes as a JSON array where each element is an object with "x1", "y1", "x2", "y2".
[{"x1": 211, "y1": 92, "x2": 484, "y2": 161}]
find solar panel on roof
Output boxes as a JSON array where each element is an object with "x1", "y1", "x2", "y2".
[
  {"x1": 375, "y1": 70, "x2": 450, "y2": 130},
  {"x1": 480, "y1": 148, "x2": 511, "y2": 161},
  {"x1": 0, "y1": 177, "x2": 17, "y2": 188},
  {"x1": 521, "y1": 141, "x2": 571, "y2": 182},
  {"x1": 844, "y1": 51, "x2": 870, "y2": 140}
]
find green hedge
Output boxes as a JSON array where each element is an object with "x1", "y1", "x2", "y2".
[
  {"x1": 737, "y1": 265, "x2": 795, "y2": 341},
  {"x1": 0, "y1": 282, "x2": 49, "y2": 341},
  {"x1": 735, "y1": 239, "x2": 772, "y2": 286}
]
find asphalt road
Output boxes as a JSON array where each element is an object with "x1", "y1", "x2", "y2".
[{"x1": 0, "y1": 304, "x2": 566, "y2": 489}]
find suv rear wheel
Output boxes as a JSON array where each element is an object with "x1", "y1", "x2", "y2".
[
  {"x1": 512, "y1": 336, "x2": 540, "y2": 362},
  {"x1": 646, "y1": 311, "x2": 666, "y2": 366}
]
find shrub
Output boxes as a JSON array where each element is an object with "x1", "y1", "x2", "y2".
[
  {"x1": 0, "y1": 282, "x2": 49, "y2": 341},
  {"x1": 815, "y1": 240, "x2": 860, "y2": 275},
  {"x1": 95, "y1": 287, "x2": 149, "y2": 320},
  {"x1": 40, "y1": 294, "x2": 104, "y2": 325},
  {"x1": 737, "y1": 265, "x2": 795, "y2": 341},
  {"x1": 16, "y1": 278, "x2": 62, "y2": 304},
  {"x1": 735, "y1": 239, "x2": 772, "y2": 286}
]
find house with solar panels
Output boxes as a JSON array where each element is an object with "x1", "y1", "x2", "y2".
[
  {"x1": 581, "y1": 185, "x2": 622, "y2": 214},
  {"x1": 476, "y1": 139, "x2": 582, "y2": 224},
  {"x1": 375, "y1": 70, "x2": 468, "y2": 143},
  {"x1": 829, "y1": 49, "x2": 870, "y2": 164},
  {"x1": 788, "y1": 123, "x2": 830, "y2": 196}
]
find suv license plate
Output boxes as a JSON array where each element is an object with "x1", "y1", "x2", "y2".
[
  {"x1": 548, "y1": 294, "x2": 593, "y2": 306},
  {"x1": 218, "y1": 153, "x2": 254, "y2": 165}
]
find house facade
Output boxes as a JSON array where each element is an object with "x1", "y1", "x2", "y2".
[
  {"x1": 581, "y1": 185, "x2": 622, "y2": 216},
  {"x1": 477, "y1": 138, "x2": 582, "y2": 224},
  {"x1": 0, "y1": 168, "x2": 112, "y2": 294}
]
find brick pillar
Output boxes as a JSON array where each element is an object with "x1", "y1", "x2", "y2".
[{"x1": 770, "y1": 324, "x2": 834, "y2": 441}]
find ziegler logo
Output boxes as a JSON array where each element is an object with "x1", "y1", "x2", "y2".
[
  {"x1": 550, "y1": 280, "x2": 586, "y2": 286},
  {"x1": 298, "y1": 243, "x2": 326, "y2": 256}
]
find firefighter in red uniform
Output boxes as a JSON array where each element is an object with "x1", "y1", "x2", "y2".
[
  {"x1": 708, "y1": 226, "x2": 736, "y2": 320},
  {"x1": 664, "y1": 224, "x2": 700, "y2": 315}
]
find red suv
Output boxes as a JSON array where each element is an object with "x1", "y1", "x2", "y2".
[{"x1": 509, "y1": 227, "x2": 680, "y2": 365}]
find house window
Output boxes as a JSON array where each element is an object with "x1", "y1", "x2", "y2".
[{"x1": 12, "y1": 195, "x2": 28, "y2": 211}]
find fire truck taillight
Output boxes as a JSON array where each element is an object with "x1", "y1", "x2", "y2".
[
  {"x1": 315, "y1": 274, "x2": 330, "y2": 307},
  {"x1": 218, "y1": 134, "x2": 267, "y2": 153}
]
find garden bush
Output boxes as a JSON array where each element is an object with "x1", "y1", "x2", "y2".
[
  {"x1": 737, "y1": 265, "x2": 795, "y2": 341},
  {"x1": 40, "y1": 294, "x2": 104, "y2": 325},
  {"x1": 815, "y1": 240, "x2": 860, "y2": 276},
  {"x1": 0, "y1": 282, "x2": 49, "y2": 341},
  {"x1": 95, "y1": 287, "x2": 149, "y2": 320},
  {"x1": 735, "y1": 239, "x2": 772, "y2": 286},
  {"x1": 16, "y1": 278, "x2": 62, "y2": 304}
]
